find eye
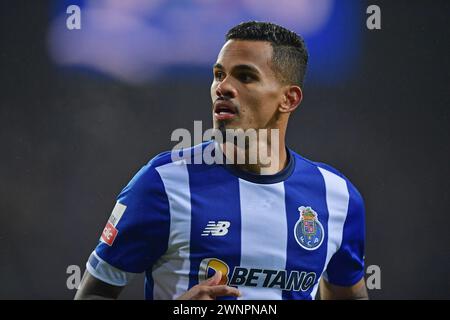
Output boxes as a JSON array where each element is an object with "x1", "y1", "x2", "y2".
[
  {"x1": 214, "y1": 71, "x2": 225, "y2": 81},
  {"x1": 237, "y1": 73, "x2": 255, "y2": 83}
]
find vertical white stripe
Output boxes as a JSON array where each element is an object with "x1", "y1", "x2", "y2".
[
  {"x1": 238, "y1": 180, "x2": 287, "y2": 300},
  {"x1": 152, "y1": 160, "x2": 191, "y2": 299},
  {"x1": 314, "y1": 167, "x2": 350, "y2": 298},
  {"x1": 310, "y1": 276, "x2": 321, "y2": 300}
]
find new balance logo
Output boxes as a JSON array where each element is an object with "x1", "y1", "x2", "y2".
[{"x1": 202, "y1": 221, "x2": 231, "y2": 236}]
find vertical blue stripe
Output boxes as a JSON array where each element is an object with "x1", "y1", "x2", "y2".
[
  {"x1": 144, "y1": 270, "x2": 154, "y2": 300},
  {"x1": 187, "y1": 163, "x2": 242, "y2": 300},
  {"x1": 282, "y1": 155, "x2": 329, "y2": 300}
]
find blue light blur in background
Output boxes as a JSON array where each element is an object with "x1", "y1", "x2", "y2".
[{"x1": 48, "y1": 0, "x2": 362, "y2": 85}]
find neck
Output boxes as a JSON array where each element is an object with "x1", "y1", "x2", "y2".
[{"x1": 219, "y1": 128, "x2": 287, "y2": 175}]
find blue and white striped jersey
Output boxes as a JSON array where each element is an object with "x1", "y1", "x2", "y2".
[{"x1": 86, "y1": 141, "x2": 365, "y2": 300}]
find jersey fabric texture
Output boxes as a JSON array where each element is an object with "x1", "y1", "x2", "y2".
[{"x1": 86, "y1": 141, "x2": 365, "y2": 300}]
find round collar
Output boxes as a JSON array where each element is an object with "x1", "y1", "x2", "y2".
[{"x1": 222, "y1": 147, "x2": 295, "y2": 184}]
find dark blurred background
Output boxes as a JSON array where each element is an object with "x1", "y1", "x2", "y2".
[{"x1": 1, "y1": 0, "x2": 449, "y2": 299}]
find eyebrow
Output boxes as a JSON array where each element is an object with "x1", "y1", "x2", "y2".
[{"x1": 213, "y1": 63, "x2": 261, "y2": 75}]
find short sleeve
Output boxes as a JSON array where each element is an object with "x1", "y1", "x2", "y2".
[
  {"x1": 86, "y1": 159, "x2": 171, "y2": 286},
  {"x1": 323, "y1": 181, "x2": 366, "y2": 287}
]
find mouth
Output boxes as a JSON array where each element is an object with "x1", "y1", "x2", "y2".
[{"x1": 213, "y1": 100, "x2": 238, "y2": 121}]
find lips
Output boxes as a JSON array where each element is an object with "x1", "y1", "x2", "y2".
[{"x1": 214, "y1": 101, "x2": 238, "y2": 120}]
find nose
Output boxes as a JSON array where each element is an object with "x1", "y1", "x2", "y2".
[{"x1": 215, "y1": 77, "x2": 237, "y2": 99}]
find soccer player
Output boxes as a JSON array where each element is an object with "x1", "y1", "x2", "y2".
[{"x1": 75, "y1": 21, "x2": 368, "y2": 300}]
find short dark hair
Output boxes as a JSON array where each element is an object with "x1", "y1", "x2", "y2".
[{"x1": 226, "y1": 21, "x2": 308, "y2": 87}]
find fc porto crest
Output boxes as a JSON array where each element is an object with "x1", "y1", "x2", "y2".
[{"x1": 294, "y1": 206, "x2": 324, "y2": 251}]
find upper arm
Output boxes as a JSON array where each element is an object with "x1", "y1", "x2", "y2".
[
  {"x1": 93, "y1": 163, "x2": 171, "y2": 274},
  {"x1": 319, "y1": 276, "x2": 368, "y2": 300},
  {"x1": 75, "y1": 270, "x2": 123, "y2": 300},
  {"x1": 81, "y1": 160, "x2": 171, "y2": 297}
]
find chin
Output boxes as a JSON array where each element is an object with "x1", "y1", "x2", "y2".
[{"x1": 214, "y1": 120, "x2": 238, "y2": 131}]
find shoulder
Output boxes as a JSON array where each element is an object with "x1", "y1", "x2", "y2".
[
  {"x1": 118, "y1": 151, "x2": 173, "y2": 198},
  {"x1": 124, "y1": 142, "x2": 211, "y2": 191},
  {"x1": 290, "y1": 150, "x2": 365, "y2": 209},
  {"x1": 146, "y1": 141, "x2": 212, "y2": 169}
]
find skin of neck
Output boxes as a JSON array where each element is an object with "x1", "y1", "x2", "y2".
[{"x1": 219, "y1": 113, "x2": 289, "y2": 175}]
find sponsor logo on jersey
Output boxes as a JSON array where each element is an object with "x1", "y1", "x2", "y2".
[
  {"x1": 201, "y1": 220, "x2": 231, "y2": 236},
  {"x1": 294, "y1": 206, "x2": 324, "y2": 250},
  {"x1": 199, "y1": 258, "x2": 229, "y2": 285},
  {"x1": 100, "y1": 202, "x2": 126, "y2": 246},
  {"x1": 198, "y1": 259, "x2": 317, "y2": 292}
]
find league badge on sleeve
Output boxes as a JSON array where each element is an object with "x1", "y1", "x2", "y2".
[
  {"x1": 294, "y1": 206, "x2": 324, "y2": 251},
  {"x1": 100, "y1": 202, "x2": 127, "y2": 246}
]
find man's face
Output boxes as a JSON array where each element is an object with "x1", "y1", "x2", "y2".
[{"x1": 211, "y1": 40, "x2": 284, "y2": 131}]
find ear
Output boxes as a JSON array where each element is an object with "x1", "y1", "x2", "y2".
[{"x1": 279, "y1": 85, "x2": 303, "y2": 113}]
